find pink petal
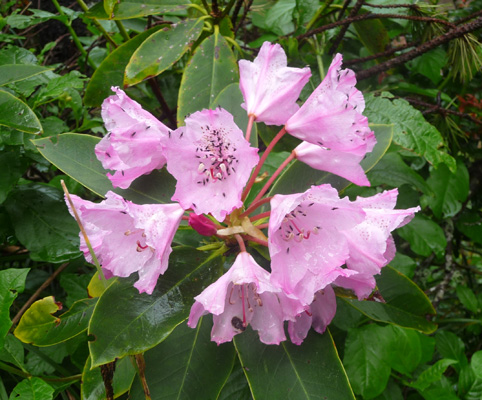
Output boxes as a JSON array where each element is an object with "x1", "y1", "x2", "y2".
[
  {"x1": 95, "y1": 87, "x2": 170, "y2": 189},
  {"x1": 164, "y1": 108, "x2": 259, "y2": 221},
  {"x1": 285, "y1": 54, "x2": 375, "y2": 154},
  {"x1": 239, "y1": 42, "x2": 311, "y2": 125}
]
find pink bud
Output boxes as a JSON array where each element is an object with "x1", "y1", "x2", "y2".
[{"x1": 189, "y1": 214, "x2": 218, "y2": 236}]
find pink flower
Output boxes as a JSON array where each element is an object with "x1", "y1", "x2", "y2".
[
  {"x1": 294, "y1": 137, "x2": 375, "y2": 186},
  {"x1": 285, "y1": 54, "x2": 375, "y2": 154},
  {"x1": 288, "y1": 286, "x2": 337, "y2": 345},
  {"x1": 66, "y1": 191, "x2": 183, "y2": 294},
  {"x1": 268, "y1": 185, "x2": 364, "y2": 306},
  {"x1": 334, "y1": 189, "x2": 420, "y2": 299},
  {"x1": 239, "y1": 42, "x2": 311, "y2": 125},
  {"x1": 95, "y1": 87, "x2": 170, "y2": 189},
  {"x1": 188, "y1": 252, "x2": 304, "y2": 345},
  {"x1": 163, "y1": 108, "x2": 259, "y2": 222}
]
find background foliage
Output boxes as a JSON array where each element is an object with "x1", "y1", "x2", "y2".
[{"x1": 1, "y1": 0, "x2": 482, "y2": 399}]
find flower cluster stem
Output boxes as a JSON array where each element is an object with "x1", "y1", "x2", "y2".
[
  {"x1": 245, "y1": 114, "x2": 255, "y2": 142},
  {"x1": 242, "y1": 127, "x2": 287, "y2": 201},
  {"x1": 240, "y1": 196, "x2": 272, "y2": 218}
]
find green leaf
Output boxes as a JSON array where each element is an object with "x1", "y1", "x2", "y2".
[
  {"x1": 343, "y1": 324, "x2": 391, "y2": 399},
  {"x1": 408, "y1": 48, "x2": 447, "y2": 85},
  {"x1": 373, "y1": 379, "x2": 403, "y2": 400},
  {"x1": 0, "y1": 90, "x2": 42, "y2": 134},
  {"x1": 103, "y1": 0, "x2": 116, "y2": 18},
  {"x1": 397, "y1": 214, "x2": 447, "y2": 258},
  {"x1": 458, "y1": 365, "x2": 482, "y2": 400},
  {"x1": 84, "y1": 26, "x2": 163, "y2": 106},
  {"x1": 86, "y1": 0, "x2": 189, "y2": 20},
  {"x1": 384, "y1": 325, "x2": 422, "y2": 375},
  {"x1": 8, "y1": 377, "x2": 54, "y2": 400},
  {"x1": 364, "y1": 92, "x2": 456, "y2": 171},
  {"x1": 353, "y1": 17, "x2": 389, "y2": 56},
  {"x1": 435, "y1": 330, "x2": 468, "y2": 373},
  {"x1": 32, "y1": 71, "x2": 84, "y2": 108},
  {"x1": 234, "y1": 328, "x2": 355, "y2": 400},
  {"x1": 214, "y1": 83, "x2": 258, "y2": 148},
  {"x1": 409, "y1": 359, "x2": 458, "y2": 391},
  {"x1": 341, "y1": 265, "x2": 436, "y2": 333},
  {"x1": 456, "y1": 285, "x2": 479, "y2": 313},
  {"x1": 418, "y1": 376, "x2": 459, "y2": 400},
  {"x1": 88, "y1": 247, "x2": 223, "y2": 367},
  {"x1": 0, "y1": 334, "x2": 26, "y2": 371},
  {"x1": 270, "y1": 124, "x2": 393, "y2": 196},
  {"x1": 14, "y1": 297, "x2": 96, "y2": 346},
  {"x1": 125, "y1": 19, "x2": 203, "y2": 86},
  {"x1": 0, "y1": 268, "x2": 29, "y2": 349},
  {"x1": 217, "y1": 359, "x2": 252, "y2": 400},
  {"x1": 397, "y1": 82, "x2": 452, "y2": 103},
  {"x1": 265, "y1": 0, "x2": 296, "y2": 35},
  {"x1": 3, "y1": 184, "x2": 82, "y2": 263},
  {"x1": 32, "y1": 133, "x2": 176, "y2": 203},
  {"x1": 81, "y1": 356, "x2": 136, "y2": 400},
  {"x1": 368, "y1": 151, "x2": 429, "y2": 193},
  {"x1": 421, "y1": 159, "x2": 469, "y2": 219},
  {"x1": 0, "y1": 65, "x2": 51, "y2": 86},
  {"x1": 177, "y1": 32, "x2": 238, "y2": 126},
  {"x1": 129, "y1": 318, "x2": 235, "y2": 399},
  {"x1": 456, "y1": 210, "x2": 482, "y2": 245},
  {"x1": 472, "y1": 351, "x2": 482, "y2": 380}
]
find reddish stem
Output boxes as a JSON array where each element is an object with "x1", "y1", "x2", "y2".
[
  {"x1": 234, "y1": 234, "x2": 247, "y2": 252},
  {"x1": 250, "y1": 211, "x2": 271, "y2": 222},
  {"x1": 245, "y1": 114, "x2": 255, "y2": 142},
  {"x1": 239, "y1": 196, "x2": 272, "y2": 219},
  {"x1": 243, "y1": 234, "x2": 268, "y2": 247}
]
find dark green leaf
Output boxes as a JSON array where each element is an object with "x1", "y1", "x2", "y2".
[
  {"x1": 8, "y1": 377, "x2": 54, "y2": 400},
  {"x1": 32, "y1": 133, "x2": 176, "y2": 204},
  {"x1": 421, "y1": 159, "x2": 469, "y2": 219},
  {"x1": 397, "y1": 214, "x2": 447, "y2": 258},
  {"x1": 0, "y1": 90, "x2": 42, "y2": 134},
  {"x1": 418, "y1": 376, "x2": 459, "y2": 400},
  {"x1": 81, "y1": 356, "x2": 136, "y2": 400},
  {"x1": 4, "y1": 184, "x2": 82, "y2": 263},
  {"x1": 409, "y1": 359, "x2": 458, "y2": 391},
  {"x1": 88, "y1": 247, "x2": 223, "y2": 367},
  {"x1": 0, "y1": 65, "x2": 51, "y2": 86},
  {"x1": 125, "y1": 19, "x2": 203, "y2": 86},
  {"x1": 235, "y1": 328, "x2": 356, "y2": 400},
  {"x1": 32, "y1": 71, "x2": 84, "y2": 107},
  {"x1": 84, "y1": 26, "x2": 163, "y2": 106},
  {"x1": 86, "y1": 0, "x2": 189, "y2": 20},
  {"x1": 364, "y1": 92, "x2": 456, "y2": 171},
  {"x1": 435, "y1": 330, "x2": 468, "y2": 373},
  {"x1": 129, "y1": 318, "x2": 235, "y2": 399},
  {"x1": 343, "y1": 325, "x2": 391, "y2": 399},
  {"x1": 385, "y1": 325, "x2": 422, "y2": 375},
  {"x1": 353, "y1": 17, "x2": 389, "y2": 56},
  {"x1": 270, "y1": 124, "x2": 393, "y2": 196},
  {"x1": 0, "y1": 334, "x2": 26, "y2": 371},
  {"x1": 456, "y1": 210, "x2": 482, "y2": 245},
  {"x1": 265, "y1": 0, "x2": 296, "y2": 35},
  {"x1": 0, "y1": 150, "x2": 27, "y2": 204},
  {"x1": 408, "y1": 48, "x2": 447, "y2": 85},
  {"x1": 458, "y1": 365, "x2": 482, "y2": 400},
  {"x1": 177, "y1": 32, "x2": 238, "y2": 125},
  {"x1": 456, "y1": 285, "x2": 479, "y2": 313},
  {"x1": 472, "y1": 351, "x2": 482, "y2": 380},
  {"x1": 217, "y1": 358, "x2": 252, "y2": 400},
  {"x1": 14, "y1": 297, "x2": 96, "y2": 346},
  {"x1": 373, "y1": 379, "x2": 403, "y2": 400}
]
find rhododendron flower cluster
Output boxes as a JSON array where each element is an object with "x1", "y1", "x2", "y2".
[{"x1": 67, "y1": 42, "x2": 419, "y2": 346}]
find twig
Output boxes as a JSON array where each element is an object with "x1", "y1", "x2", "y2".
[
  {"x1": 456, "y1": 9, "x2": 482, "y2": 25},
  {"x1": 10, "y1": 262, "x2": 69, "y2": 329},
  {"x1": 148, "y1": 78, "x2": 177, "y2": 128},
  {"x1": 337, "y1": 0, "x2": 352, "y2": 21},
  {"x1": 329, "y1": 0, "x2": 365, "y2": 55},
  {"x1": 231, "y1": 0, "x2": 244, "y2": 24},
  {"x1": 343, "y1": 40, "x2": 418, "y2": 65},
  {"x1": 234, "y1": 0, "x2": 254, "y2": 34},
  {"x1": 134, "y1": 354, "x2": 151, "y2": 400},
  {"x1": 432, "y1": 221, "x2": 454, "y2": 308},
  {"x1": 355, "y1": 16, "x2": 482, "y2": 81},
  {"x1": 363, "y1": 3, "x2": 418, "y2": 9}
]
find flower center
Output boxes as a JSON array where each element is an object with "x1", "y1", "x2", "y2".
[
  {"x1": 228, "y1": 283, "x2": 262, "y2": 331},
  {"x1": 280, "y1": 204, "x2": 320, "y2": 243},
  {"x1": 194, "y1": 127, "x2": 239, "y2": 185}
]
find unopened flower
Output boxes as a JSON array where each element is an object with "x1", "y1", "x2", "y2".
[
  {"x1": 163, "y1": 108, "x2": 259, "y2": 221},
  {"x1": 188, "y1": 214, "x2": 218, "y2": 236},
  {"x1": 239, "y1": 42, "x2": 311, "y2": 125},
  {"x1": 288, "y1": 286, "x2": 337, "y2": 345},
  {"x1": 66, "y1": 191, "x2": 183, "y2": 294},
  {"x1": 188, "y1": 252, "x2": 304, "y2": 345},
  {"x1": 285, "y1": 54, "x2": 375, "y2": 155},
  {"x1": 95, "y1": 87, "x2": 170, "y2": 189},
  {"x1": 268, "y1": 185, "x2": 364, "y2": 305}
]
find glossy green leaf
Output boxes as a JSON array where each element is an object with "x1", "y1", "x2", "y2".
[
  {"x1": 364, "y1": 92, "x2": 456, "y2": 171},
  {"x1": 214, "y1": 83, "x2": 258, "y2": 148},
  {"x1": 125, "y1": 19, "x2": 203, "y2": 86},
  {"x1": 217, "y1": 359, "x2": 252, "y2": 400},
  {"x1": 0, "y1": 150, "x2": 28, "y2": 204},
  {"x1": 408, "y1": 48, "x2": 447, "y2": 85},
  {"x1": 421, "y1": 159, "x2": 469, "y2": 219},
  {"x1": 341, "y1": 266, "x2": 436, "y2": 333},
  {"x1": 435, "y1": 330, "x2": 468, "y2": 373},
  {"x1": 0, "y1": 90, "x2": 42, "y2": 134},
  {"x1": 270, "y1": 124, "x2": 393, "y2": 196},
  {"x1": 88, "y1": 247, "x2": 223, "y2": 367},
  {"x1": 14, "y1": 297, "x2": 96, "y2": 346},
  {"x1": 264, "y1": 0, "x2": 296, "y2": 36},
  {"x1": 32, "y1": 133, "x2": 176, "y2": 204},
  {"x1": 409, "y1": 359, "x2": 458, "y2": 391},
  {"x1": 418, "y1": 376, "x2": 459, "y2": 400},
  {"x1": 87, "y1": 0, "x2": 189, "y2": 20},
  {"x1": 3, "y1": 184, "x2": 82, "y2": 263},
  {"x1": 9, "y1": 377, "x2": 54, "y2": 400},
  {"x1": 84, "y1": 26, "x2": 163, "y2": 106},
  {"x1": 397, "y1": 214, "x2": 447, "y2": 258},
  {"x1": 344, "y1": 324, "x2": 392, "y2": 399},
  {"x1": 0, "y1": 334, "x2": 26, "y2": 371},
  {"x1": 0, "y1": 65, "x2": 50, "y2": 86},
  {"x1": 456, "y1": 210, "x2": 482, "y2": 245},
  {"x1": 384, "y1": 325, "x2": 422, "y2": 375},
  {"x1": 234, "y1": 328, "x2": 355, "y2": 400},
  {"x1": 458, "y1": 365, "x2": 482, "y2": 400},
  {"x1": 129, "y1": 318, "x2": 235, "y2": 399},
  {"x1": 103, "y1": 0, "x2": 116, "y2": 18},
  {"x1": 472, "y1": 351, "x2": 482, "y2": 380},
  {"x1": 0, "y1": 268, "x2": 29, "y2": 349},
  {"x1": 81, "y1": 356, "x2": 136, "y2": 400},
  {"x1": 177, "y1": 32, "x2": 238, "y2": 125}
]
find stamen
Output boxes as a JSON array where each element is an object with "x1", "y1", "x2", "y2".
[
  {"x1": 241, "y1": 285, "x2": 247, "y2": 327},
  {"x1": 228, "y1": 286, "x2": 235, "y2": 305}
]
